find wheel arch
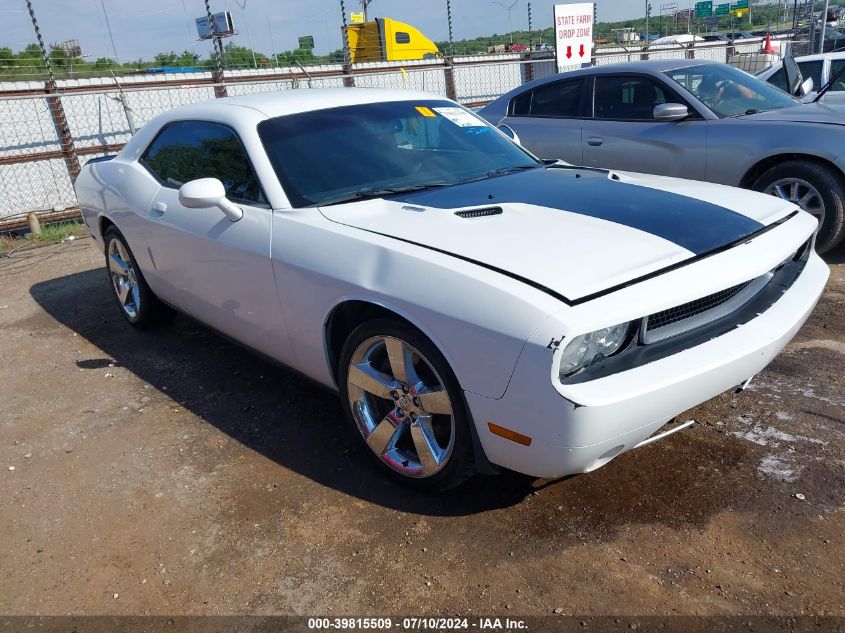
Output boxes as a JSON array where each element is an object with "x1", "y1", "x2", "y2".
[
  {"x1": 99, "y1": 215, "x2": 117, "y2": 240},
  {"x1": 740, "y1": 153, "x2": 845, "y2": 189},
  {"x1": 323, "y1": 297, "x2": 498, "y2": 475},
  {"x1": 324, "y1": 299, "x2": 447, "y2": 389}
]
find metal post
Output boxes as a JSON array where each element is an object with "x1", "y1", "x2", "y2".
[
  {"x1": 204, "y1": 0, "x2": 227, "y2": 96},
  {"x1": 821, "y1": 0, "x2": 830, "y2": 53},
  {"x1": 527, "y1": 1, "x2": 532, "y2": 46},
  {"x1": 25, "y1": 0, "x2": 80, "y2": 181},
  {"x1": 109, "y1": 70, "x2": 136, "y2": 135},
  {"x1": 447, "y1": 0, "x2": 454, "y2": 54},
  {"x1": 340, "y1": 0, "x2": 354, "y2": 86}
]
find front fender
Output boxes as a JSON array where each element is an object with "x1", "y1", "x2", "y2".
[{"x1": 270, "y1": 210, "x2": 564, "y2": 398}]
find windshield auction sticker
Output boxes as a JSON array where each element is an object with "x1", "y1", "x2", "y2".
[{"x1": 433, "y1": 107, "x2": 485, "y2": 127}]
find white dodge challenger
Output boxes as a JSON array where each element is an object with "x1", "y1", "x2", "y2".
[{"x1": 75, "y1": 88, "x2": 829, "y2": 490}]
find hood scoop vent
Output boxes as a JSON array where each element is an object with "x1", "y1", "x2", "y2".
[{"x1": 455, "y1": 207, "x2": 503, "y2": 219}]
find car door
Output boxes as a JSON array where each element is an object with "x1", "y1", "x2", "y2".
[
  {"x1": 496, "y1": 76, "x2": 587, "y2": 163},
  {"x1": 580, "y1": 73, "x2": 708, "y2": 180},
  {"x1": 139, "y1": 120, "x2": 293, "y2": 363}
]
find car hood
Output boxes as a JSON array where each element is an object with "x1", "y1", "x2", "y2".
[
  {"x1": 746, "y1": 102, "x2": 845, "y2": 125},
  {"x1": 319, "y1": 167, "x2": 794, "y2": 303}
]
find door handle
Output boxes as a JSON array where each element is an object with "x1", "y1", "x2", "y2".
[
  {"x1": 152, "y1": 202, "x2": 167, "y2": 214},
  {"x1": 587, "y1": 136, "x2": 605, "y2": 147}
]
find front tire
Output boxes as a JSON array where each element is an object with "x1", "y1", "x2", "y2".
[
  {"x1": 338, "y1": 318, "x2": 477, "y2": 491},
  {"x1": 753, "y1": 160, "x2": 845, "y2": 254},
  {"x1": 103, "y1": 226, "x2": 172, "y2": 329}
]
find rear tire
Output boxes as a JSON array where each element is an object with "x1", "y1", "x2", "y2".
[
  {"x1": 752, "y1": 160, "x2": 845, "y2": 254},
  {"x1": 338, "y1": 318, "x2": 477, "y2": 491},
  {"x1": 103, "y1": 226, "x2": 173, "y2": 329}
]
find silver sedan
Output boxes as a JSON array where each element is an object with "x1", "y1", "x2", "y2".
[{"x1": 479, "y1": 60, "x2": 845, "y2": 252}]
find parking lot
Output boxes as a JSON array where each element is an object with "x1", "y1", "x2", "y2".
[{"x1": 0, "y1": 237, "x2": 842, "y2": 616}]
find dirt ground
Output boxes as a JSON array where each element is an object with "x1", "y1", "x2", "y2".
[{"x1": 0, "y1": 236, "x2": 843, "y2": 618}]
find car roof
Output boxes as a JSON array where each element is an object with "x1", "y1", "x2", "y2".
[
  {"x1": 518, "y1": 58, "x2": 716, "y2": 85},
  {"x1": 158, "y1": 87, "x2": 449, "y2": 120}
]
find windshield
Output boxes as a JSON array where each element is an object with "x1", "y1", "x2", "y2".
[
  {"x1": 257, "y1": 100, "x2": 539, "y2": 207},
  {"x1": 665, "y1": 63, "x2": 799, "y2": 118}
]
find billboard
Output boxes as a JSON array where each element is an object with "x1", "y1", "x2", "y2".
[
  {"x1": 554, "y1": 3, "x2": 595, "y2": 72},
  {"x1": 195, "y1": 11, "x2": 235, "y2": 40}
]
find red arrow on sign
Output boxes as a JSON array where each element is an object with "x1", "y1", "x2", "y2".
[
  {"x1": 566, "y1": 46, "x2": 572, "y2": 59},
  {"x1": 579, "y1": 43, "x2": 585, "y2": 57}
]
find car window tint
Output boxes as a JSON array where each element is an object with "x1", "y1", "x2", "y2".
[
  {"x1": 528, "y1": 78, "x2": 584, "y2": 117},
  {"x1": 395, "y1": 32, "x2": 411, "y2": 44},
  {"x1": 142, "y1": 121, "x2": 263, "y2": 203},
  {"x1": 831, "y1": 59, "x2": 845, "y2": 91},
  {"x1": 510, "y1": 89, "x2": 532, "y2": 116},
  {"x1": 797, "y1": 60, "x2": 824, "y2": 91},
  {"x1": 258, "y1": 100, "x2": 538, "y2": 207},
  {"x1": 766, "y1": 67, "x2": 788, "y2": 91},
  {"x1": 594, "y1": 76, "x2": 669, "y2": 120}
]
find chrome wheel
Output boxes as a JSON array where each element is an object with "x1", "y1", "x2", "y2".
[
  {"x1": 108, "y1": 238, "x2": 140, "y2": 320},
  {"x1": 346, "y1": 335, "x2": 455, "y2": 478},
  {"x1": 764, "y1": 178, "x2": 825, "y2": 222}
]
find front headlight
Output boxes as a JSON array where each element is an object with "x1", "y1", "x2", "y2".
[{"x1": 558, "y1": 322, "x2": 633, "y2": 379}]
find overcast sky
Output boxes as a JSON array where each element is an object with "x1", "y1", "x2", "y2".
[{"x1": 3, "y1": 0, "x2": 657, "y2": 60}]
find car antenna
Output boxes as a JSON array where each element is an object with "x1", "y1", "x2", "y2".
[{"x1": 813, "y1": 63, "x2": 845, "y2": 103}]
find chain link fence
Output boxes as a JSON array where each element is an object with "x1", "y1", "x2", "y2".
[{"x1": 1, "y1": 38, "x2": 794, "y2": 227}]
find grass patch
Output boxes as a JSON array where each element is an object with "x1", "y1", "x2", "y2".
[{"x1": 0, "y1": 220, "x2": 88, "y2": 253}]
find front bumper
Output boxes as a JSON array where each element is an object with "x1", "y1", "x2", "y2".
[{"x1": 465, "y1": 251, "x2": 829, "y2": 479}]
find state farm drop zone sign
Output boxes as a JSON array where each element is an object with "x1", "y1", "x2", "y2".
[{"x1": 554, "y1": 2, "x2": 595, "y2": 72}]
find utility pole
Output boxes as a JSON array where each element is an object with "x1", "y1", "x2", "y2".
[
  {"x1": 687, "y1": 0, "x2": 692, "y2": 33},
  {"x1": 492, "y1": 0, "x2": 519, "y2": 44}
]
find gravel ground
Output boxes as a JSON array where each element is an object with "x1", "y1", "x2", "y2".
[{"x1": 0, "y1": 237, "x2": 843, "y2": 617}]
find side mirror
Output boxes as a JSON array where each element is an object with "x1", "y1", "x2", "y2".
[
  {"x1": 783, "y1": 54, "x2": 804, "y2": 96},
  {"x1": 178, "y1": 178, "x2": 243, "y2": 222},
  {"x1": 498, "y1": 124, "x2": 522, "y2": 146},
  {"x1": 653, "y1": 103, "x2": 689, "y2": 122},
  {"x1": 798, "y1": 76, "x2": 814, "y2": 97}
]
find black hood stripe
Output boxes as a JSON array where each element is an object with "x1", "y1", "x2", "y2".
[
  {"x1": 392, "y1": 166, "x2": 764, "y2": 255},
  {"x1": 334, "y1": 211, "x2": 796, "y2": 307}
]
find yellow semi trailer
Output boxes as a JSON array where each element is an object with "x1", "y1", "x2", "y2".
[{"x1": 346, "y1": 17, "x2": 440, "y2": 63}]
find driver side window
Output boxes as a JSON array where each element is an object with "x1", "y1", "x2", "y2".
[
  {"x1": 141, "y1": 121, "x2": 265, "y2": 204},
  {"x1": 594, "y1": 76, "x2": 671, "y2": 121}
]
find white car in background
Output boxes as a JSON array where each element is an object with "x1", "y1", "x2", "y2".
[
  {"x1": 757, "y1": 51, "x2": 845, "y2": 104},
  {"x1": 74, "y1": 89, "x2": 828, "y2": 491}
]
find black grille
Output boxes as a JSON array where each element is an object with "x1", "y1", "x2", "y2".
[
  {"x1": 647, "y1": 279, "x2": 754, "y2": 332},
  {"x1": 455, "y1": 207, "x2": 502, "y2": 219}
]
